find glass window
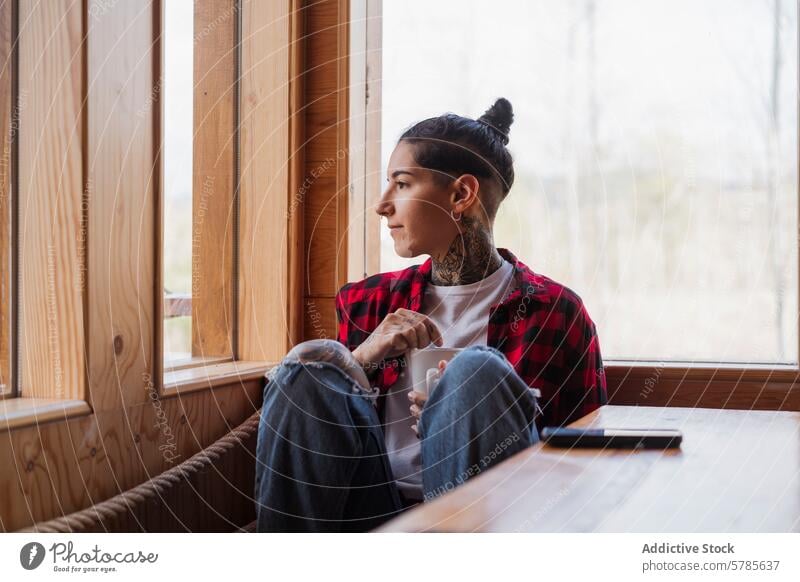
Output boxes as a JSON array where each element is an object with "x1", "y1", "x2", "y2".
[
  {"x1": 379, "y1": 0, "x2": 798, "y2": 364},
  {"x1": 162, "y1": 0, "x2": 194, "y2": 366}
]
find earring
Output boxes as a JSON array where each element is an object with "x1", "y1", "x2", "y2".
[{"x1": 450, "y1": 210, "x2": 462, "y2": 222}]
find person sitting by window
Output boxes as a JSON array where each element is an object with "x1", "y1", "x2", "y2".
[{"x1": 254, "y1": 97, "x2": 607, "y2": 532}]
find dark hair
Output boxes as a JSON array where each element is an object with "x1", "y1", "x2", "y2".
[{"x1": 399, "y1": 97, "x2": 515, "y2": 211}]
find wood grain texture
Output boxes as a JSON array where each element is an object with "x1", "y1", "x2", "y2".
[
  {"x1": 287, "y1": 0, "x2": 305, "y2": 348},
  {"x1": 191, "y1": 0, "x2": 236, "y2": 359},
  {"x1": 0, "y1": 0, "x2": 11, "y2": 394},
  {"x1": 86, "y1": 0, "x2": 158, "y2": 411},
  {"x1": 0, "y1": 0, "x2": 293, "y2": 533},
  {"x1": 606, "y1": 366, "x2": 800, "y2": 411},
  {"x1": 18, "y1": 0, "x2": 85, "y2": 401},
  {"x1": 27, "y1": 413, "x2": 260, "y2": 532},
  {"x1": 0, "y1": 397, "x2": 90, "y2": 432},
  {"x1": 378, "y1": 405, "x2": 800, "y2": 532},
  {"x1": 0, "y1": 377, "x2": 262, "y2": 531},
  {"x1": 162, "y1": 359, "x2": 270, "y2": 395},
  {"x1": 237, "y1": 0, "x2": 293, "y2": 361},
  {"x1": 302, "y1": 0, "x2": 350, "y2": 313},
  {"x1": 303, "y1": 297, "x2": 337, "y2": 342},
  {"x1": 27, "y1": 412, "x2": 260, "y2": 532}
]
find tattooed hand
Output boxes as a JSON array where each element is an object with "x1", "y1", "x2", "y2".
[{"x1": 352, "y1": 308, "x2": 443, "y2": 372}]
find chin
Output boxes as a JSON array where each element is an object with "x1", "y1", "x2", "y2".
[{"x1": 394, "y1": 242, "x2": 417, "y2": 259}]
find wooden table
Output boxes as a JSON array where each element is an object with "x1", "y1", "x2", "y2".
[{"x1": 377, "y1": 406, "x2": 800, "y2": 532}]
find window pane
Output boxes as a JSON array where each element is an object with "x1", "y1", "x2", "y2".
[
  {"x1": 163, "y1": 0, "x2": 194, "y2": 364},
  {"x1": 380, "y1": 0, "x2": 799, "y2": 364}
]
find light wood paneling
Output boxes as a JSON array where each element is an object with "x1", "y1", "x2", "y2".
[
  {"x1": 18, "y1": 0, "x2": 85, "y2": 401},
  {"x1": 303, "y1": 297, "x2": 337, "y2": 342},
  {"x1": 191, "y1": 0, "x2": 237, "y2": 358},
  {"x1": 0, "y1": 0, "x2": 297, "y2": 532},
  {"x1": 237, "y1": 0, "x2": 294, "y2": 361},
  {"x1": 287, "y1": 0, "x2": 305, "y2": 348},
  {"x1": 86, "y1": 0, "x2": 156, "y2": 412},
  {"x1": 0, "y1": 398, "x2": 90, "y2": 432},
  {"x1": 0, "y1": 378, "x2": 262, "y2": 531},
  {"x1": 302, "y1": 0, "x2": 350, "y2": 314},
  {"x1": 0, "y1": 0, "x2": 12, "y2": 394},
  {"x1": 27, "y1": 410, "x2": 260, "y2": 532}
]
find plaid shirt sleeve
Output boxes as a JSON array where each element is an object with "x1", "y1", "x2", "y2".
[
  {"x1": 556, "y1": 297, "x2": 608, "y2": 426},
  {"x1": 334, "y1": 277, "x2": 405, "y2": 389},
  {"x1": 335, "y1": 283, "x2": 365, "y2": 349}
]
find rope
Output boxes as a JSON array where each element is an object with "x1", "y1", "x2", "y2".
[{"x1": 20, "y1": 410, "x2": 262, "y2": 533}]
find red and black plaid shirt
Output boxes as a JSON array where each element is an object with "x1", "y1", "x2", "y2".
[{"x1": 335, "y1": 248, "x2": 607, "y2": 430}]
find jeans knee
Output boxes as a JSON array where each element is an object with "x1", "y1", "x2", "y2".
[
  {"x1": 428, "y1": 346, "x2": 513, "y2": 408},
  {"x1": 282, "y1": 339, "x2": 371, "y2": 392},
  {"x1": 450, "y1": 346, "x2": 511, "y2": 380},
  {"x1": 286, "y1": 338, "x2": 351, "y2": 365}
]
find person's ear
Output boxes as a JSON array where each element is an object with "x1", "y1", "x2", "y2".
[{"x1": 451, "y1": 174, "x2": 480, "y2": 214}]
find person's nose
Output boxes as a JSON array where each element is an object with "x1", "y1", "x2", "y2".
[{"x1": 375, "y1": 184, "x2": 394, "y2": 218}]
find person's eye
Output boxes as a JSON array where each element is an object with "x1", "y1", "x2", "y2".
[{"x1": 397, "y1": 182, "x2": 408, "y2": 189}]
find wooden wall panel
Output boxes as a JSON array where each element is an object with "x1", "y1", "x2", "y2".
[
  {"x1": 192, "y1": 0, "x2": 236, "y2": 358},
  {"x1": 1, "y1": 0, "x2": 295, "y2": 532},
  {"x1": 0, "y1": 0, "x2": 11, "y2": 394},
  {"x1": 0, "y1": 379, "x2": 262, "y2": 531},
  {"x1": 607, "y1": 370, "x2": 800, "y2": 411},
  {"x1": 86, "y1": 0, "x2": 156, "y2": 412},
  {"x1": 237, "y1": 0, "x2": 294, "y2": 361},
  {"x1": 287, "y1": 0, "x2": 306, "y2": 349},
  {"x1": 18, "y1": 0, "x2": 85, "y2": 401},
  {"x1": 303, "y1": 297, "x2": 337, "y2": 342},
  {"x1": 303, "y1": 0, "x2": 349, "y2": 339}
]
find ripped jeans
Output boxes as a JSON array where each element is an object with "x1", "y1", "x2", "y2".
[{"x1": 254, "y1": 341, "x2": 541, "y2": 532}]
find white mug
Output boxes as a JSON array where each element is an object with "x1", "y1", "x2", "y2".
[{"x1": 407, "y1": 347, "x2": 462, "y2": 396}]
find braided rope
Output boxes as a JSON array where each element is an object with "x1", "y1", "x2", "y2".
[{"x1": 20, "y1": 410, "x2": 262, "y2": 533}]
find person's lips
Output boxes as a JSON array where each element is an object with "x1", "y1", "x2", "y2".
[{"x1": 388, "y1": 224, "x2": 403, "y2": 230}]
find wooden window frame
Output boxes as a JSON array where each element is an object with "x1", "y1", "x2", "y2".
[
  {"x1": 157, "y1": 0, "x2": 239, "y2": 374},
  {"x1": 352, "y1": 0, "x2": 800, "y2": 410},
  {"x1": 1, "y1": 0, "x2": 299, "y2": 426},
  {"x1": 0, "y1": 0, "x2": 16, "y2": 400},
  {"x1": 0, "y1": 0, "x2": 302, "y2": 531}
]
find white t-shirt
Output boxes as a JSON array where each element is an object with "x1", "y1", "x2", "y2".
[{"x1": 382, "y1": 259, "x2": 516, "y2": 501}]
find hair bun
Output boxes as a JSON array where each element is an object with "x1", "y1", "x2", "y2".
[{"x1": 477, "y1": 97, "x2": 514, "y2": 145}]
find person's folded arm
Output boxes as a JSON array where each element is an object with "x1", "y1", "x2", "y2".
[
  {"x1": 557, "y1": 299, "x2": 608, "y2": 427},
  {"x1": 335, "y1": 285, "x2": 380, "y2": 382}
]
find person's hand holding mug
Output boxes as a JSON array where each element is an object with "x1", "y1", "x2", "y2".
[
  {"x1": 352, "y1": 308, "x2": 443, "y2": 375},
  {"x1": 409, "y1": 359, "x2": 448, "y2": 438}
]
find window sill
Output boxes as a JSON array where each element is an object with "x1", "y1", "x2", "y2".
[
  {"x1": 163, "y1": 354, "x2": 234, "y2": 373},
  {"x1": 162, "y1": 360, "x2": 278, "y2": 396},
  {"x1": 0, "y1": 398, "x2": 91, "y2": 432},
  {"x1": 605, "y1": 361, "x2": 800, "y2": 383}
]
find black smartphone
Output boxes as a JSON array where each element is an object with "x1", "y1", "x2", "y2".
[{"x1": 541, "y1": 427, "x2": 683, "y2": 449}]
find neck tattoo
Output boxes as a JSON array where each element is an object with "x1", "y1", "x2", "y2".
[{"x1": 431, "y1": 216, "x2": 504, "y2": 286}]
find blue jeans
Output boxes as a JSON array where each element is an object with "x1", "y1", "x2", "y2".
[{"x1": 254, "y1": 342, "x2": 540, "y2": 532}]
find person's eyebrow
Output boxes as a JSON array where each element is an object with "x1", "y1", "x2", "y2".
[{"x1": 388, "y1": 170, "x2": 415, "y2": 180}]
